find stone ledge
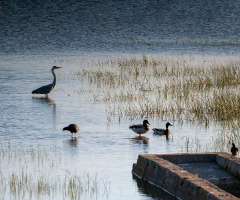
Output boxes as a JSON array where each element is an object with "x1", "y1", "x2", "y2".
[{"x1": 132, "y1": 153, "x2": 240, "y2": 200}]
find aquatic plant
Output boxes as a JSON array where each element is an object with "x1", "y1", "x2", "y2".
[
  {"x1": 0, "y1": 146, "x2": 110, "y2": 200},
  {"x1": 76, "y1": 55, "x2": 240, "y2": 128}
]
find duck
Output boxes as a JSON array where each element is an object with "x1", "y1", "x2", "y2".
[
  {"x1": 129, "y1": 120, "x2": 150, "y2": 136},
  {"x1": 231, "y1": 143, "x2": 238, "y2": 156},
  {"x1": 152, "y1": 122, "x2": 173, "y2": 139},
  {"x1": 63, "y1": 124, "x2": 79, "y2": 138}
]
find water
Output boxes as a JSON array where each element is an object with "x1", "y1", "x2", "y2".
[
  {"x1": 1, "y1": 1, "x2": 240, "y2": 199},
  {"x1": 1, "y1": 0, "x2": 240, "y2": 55}
]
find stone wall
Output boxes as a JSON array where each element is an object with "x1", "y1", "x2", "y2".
[{"x1": 132, "y1": 153, "x2": 240, "y2": 200}]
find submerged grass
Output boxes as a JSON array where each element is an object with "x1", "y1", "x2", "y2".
[
  {"x1": 77, "y1": 56, "x2": 240, "y2": 127},
  {"x1": 0, "y1": 146, "x2": 110, "y2": 200}
]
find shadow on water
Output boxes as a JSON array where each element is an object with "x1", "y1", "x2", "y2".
[
  {"x1": 32, "y1": 96, "x2": 56, "y2": 106},
  {"x1": 132, "y1": 174, "x2": 178, "y2": 200},
  {"x1": 63, "y1": 138, "x2": 79, "y2": 157},
  {"x1": 64, "y1": 137, "x2": 79, "y2": 148},
  {"x1": 153, "y1": 132, "x2": 171, "y2": 140},
  {"x1": 32, "y1": 96, "x2": 56, "y2": 127},
  {"x1": 152, "y1": 132, "x2": 173, "y2": 142},
  {"x1": 127, "y1": 136, "x2": 149, "y2": 145}
]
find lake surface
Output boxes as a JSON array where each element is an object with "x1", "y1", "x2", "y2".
[{"x1": 1, "y1": 1, "x2": 240, "y2": 199}]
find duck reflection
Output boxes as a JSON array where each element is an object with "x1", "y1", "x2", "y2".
[
  {"x1": 65, "y1": 137, "x2": 79, "y2": 148},
  {"x1": 128, "y1": 136, "x2": 149, "y2": 145},
  {"x1": 132, "y1": 174, "x2": 178, "y2": 200},
  {"x1": 153, "y1": 133, "x2": 171, "y2": 140}
]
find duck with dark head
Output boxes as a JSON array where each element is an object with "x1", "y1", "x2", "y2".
[
  {"x1": 231, "y1": 143, "x2": 238, "y2": 156},
  {"x1": 129, "y1": 120, "x2": 150, "y2": 137},
  {"x1": 152, "y1": 122, "x2": 173, "y2": 139}
]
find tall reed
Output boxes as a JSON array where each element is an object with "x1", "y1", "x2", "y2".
[
  {"x1": 0, "y1": 147, "x2": 110, "y2": 200},
  {"x1": 77, "y1": 56, "x2": 240, "y2": 127}
]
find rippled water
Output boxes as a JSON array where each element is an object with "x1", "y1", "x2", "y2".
[
  {"x1": 0, "y1": 54, "x2": 227, "y2": 200},
  {"x1": 1, "y1": 1, "x2": 240, "y2": 199},
  {"x1": 1, "y1": 0, "x2": 240, "y2": 55}
]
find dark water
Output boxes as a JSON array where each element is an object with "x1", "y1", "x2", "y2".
[
  {"x1": 1, "y1": 0, "x2": 240, "y2": 55},
  {"x1": 1, "y1": 1, "x2": 240, "y2": 200}
]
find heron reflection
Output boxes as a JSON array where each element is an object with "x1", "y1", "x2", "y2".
[
  {"x1": 32, "y1": 96, "x2": 56, "y2": 127},
  {"x1": 32, "y1": 96, "x2": 56, "y2": 104}
]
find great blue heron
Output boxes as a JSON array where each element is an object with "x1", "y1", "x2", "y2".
[
  {"x1": 129, "y1": 120, "x2": 150, "y2": 136},
  {"x1": 152, "y1": 122, "x2": 173, "y2": 139},
  {"x1": 63, "y1": 124, "x2": 79, "y2": 138},
  {"x1": 32, "y1": 66, "x2": 62, "y2": 97}
]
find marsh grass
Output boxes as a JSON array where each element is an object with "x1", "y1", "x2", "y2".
[
  {"x1": 0, "y1": 147, "x2": 110, "y2": 200},
  {"x1": 77, "y1": 56, "x2": 240, "y2": 127},
  {"x1": 74, "y1": 55, "x2": 240, "y2": 155}
]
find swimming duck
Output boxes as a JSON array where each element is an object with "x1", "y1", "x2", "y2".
[
  {"x1": 152, "y1": 122, "x2": 173, "y2": 139},
  {"x1": 129, "y1": 120, "x2": 150, "y2": 136},
  {"x1": 63, "y1": 124, "x2": 79, "y2": 138},
  {"x1": 231, "y1": 143, "x2": 238, "y2": 156}
]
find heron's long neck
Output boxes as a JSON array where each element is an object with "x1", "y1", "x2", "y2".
[{"x1": 52, "y1": 69, "x2": 56, "y2": 86}]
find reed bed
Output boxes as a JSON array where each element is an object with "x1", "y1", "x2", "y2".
[
  {"x1": 77, "y1": 56, "x2": 240, "y2": 127},
  {"x1": 76, "y1": 55, "x2": 240, "y2": 155},
  {"x1": 0, "y1": 146, "x2": 110, "y2": 200}
]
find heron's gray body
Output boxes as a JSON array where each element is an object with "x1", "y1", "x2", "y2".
[
  {"x1": 32, "y1": 66, "x2": 62, "y2": 97},
  {"x1": 32, "y1": 83, "x2": 56, "y2": 95}
]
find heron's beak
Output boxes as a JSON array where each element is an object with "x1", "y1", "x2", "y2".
[{"x1": 56, "y1": 67, "x2": 62, "y2": 69}]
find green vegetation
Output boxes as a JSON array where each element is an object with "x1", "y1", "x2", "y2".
[
  {"x1": 0, "y1": 147, "x2": 110, "y2": 200},
  {"x1": 77, "y1": 56, "x2": 240, "y2": 127},
  {"x1": 75, "y1": 55, "x2": 240, "y2": 154}
]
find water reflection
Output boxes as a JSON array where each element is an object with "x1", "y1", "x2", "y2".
[
  {"x1": 153, "y1": 132, "x2": 170, "y2": 140},
  {"x1": 32, "y1": 97, "x2": 56, "y2": 127},
  {"x1": 128, "y1": 136, "x2": 149, "y2": 145},
  {"x1": 63, "y1": 138, "x2": 79, "y2": 157},
  {"x1": 32, "y1": 96, "x2": 56, "y2": 105},
  {"x1": 132, "y1": 174, "x2": 178, "y2": 200},
  {"x1": 64, "y1": 138, "x2": 79, "y2": 148}
]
